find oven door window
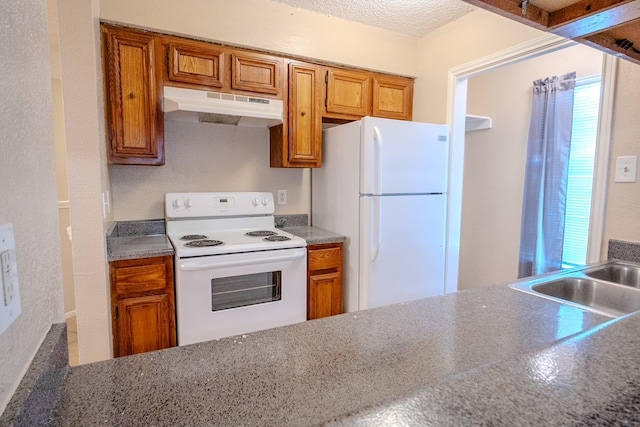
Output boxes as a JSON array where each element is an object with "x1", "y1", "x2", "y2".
[{"x1": 211, "y1": 271, "x2": 282, "y2": 311}]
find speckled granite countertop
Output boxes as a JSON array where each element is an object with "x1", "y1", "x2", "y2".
[
  {"x1": 105, "y1": 217, "x2": 345, "y2": 261},
  {"x1": 284, "y1": 225, "x2": 346, "y2": 245},
  {"x1": 106, "y1": 219, "x2": 173, "y2": 262},
  {"x1": 46, "y1": 286, "x2": 614, "y2": 426}
]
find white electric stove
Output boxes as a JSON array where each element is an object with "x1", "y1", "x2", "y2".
[{"x1": 165, "y1": 192, "x2": 307, "y2": 346}]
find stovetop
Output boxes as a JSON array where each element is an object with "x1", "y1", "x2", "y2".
[
  {"x1": 165, "y1": 192, "x2": 306, "y2": 257},
  {"x1": 167, "y1": 226, "x2": 306, "y2": 257}
]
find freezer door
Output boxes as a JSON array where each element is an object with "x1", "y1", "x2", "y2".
[
  {"x1": 359, "y1": 194, "x2": 446, "y2": 310},
  {"x1": 360, "y1": 117, "x2": 448, "y2": 196}
]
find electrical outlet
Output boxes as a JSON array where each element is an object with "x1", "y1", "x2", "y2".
[
  {"x1": 0, "y1": 223, "x2": 21, "y2": 335},
  {"x1": 277, "y1": 189, "x2": 287, "y2": 205},
  {"x1": 615, "y1": 156, "x2": 638, "y2": 183}
]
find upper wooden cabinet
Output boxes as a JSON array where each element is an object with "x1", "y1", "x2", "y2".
[
  {"x1": 463, "y1": 0, "x2": 640, "y2": 66},
  {"x1": 231, "y1": 51, "x2": 283, "y2": 97},
  {"x1": 270, "y1": 61, "x2": 322, "y2": 167},
  {"x1": 167, "y1": 41, "x2": 224, "y2": 88},
  {"x1": 101, "y1": 24, "x2": 414, "y2": 167},
  {"x1": 372, "y1": 75, "x2": 414, "y2": 121},
  {"x1": 325, "y1": 68, "x2": 372, "y2": 118},
  {"x1": 323, "y1": 68, "x2": 414, "y2": 121},
  {"x1": 102, "y1": 26, "x2": 164, "y2": 165}
]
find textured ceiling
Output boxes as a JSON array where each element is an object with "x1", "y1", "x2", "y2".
[{"x1": 271, "y1": 0, "x2": 477, "y2": 38}]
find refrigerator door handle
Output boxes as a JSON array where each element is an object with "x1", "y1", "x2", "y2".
[
  {"x1": 373, "y1": 126, "x2": 382, "y2": 195},
  {"x1": 371, "y1": 197, "x2": 381, "y2": 261}
]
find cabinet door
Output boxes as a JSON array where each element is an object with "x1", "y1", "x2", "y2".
[
  {"x1": 372, "y1": 75, "x2": 414, "y2": 120},
  {"x1": 168, "y1": 42, "x2": 224, "y2": 88},
  {"x1": 117, "y1": 294, "x2": 170, "y2": 357},
  {"x1": 103, "y1": 26, "x2": 164, "y2": 165},
  {"x1": 325, "y1": 68, "x2": 371, "y2": 118},
  {"x1": 231, "y1": 51, "x2": 282, "y2": 96},
  {"x1": 308, "y1": 271, "x2": 342, "y2": 319},
  {"x1": 270, "y1": 61, "x2": 322, "y2": 168},
  {"x1": 288, "y1": 62, "x2": 322, "y2": 166}
]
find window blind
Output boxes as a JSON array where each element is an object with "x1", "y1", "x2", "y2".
[{"x1": 562, "y1": 76, "x2": 601, "y2": 267}]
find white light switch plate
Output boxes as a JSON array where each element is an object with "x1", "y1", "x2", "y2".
[
  {"x1": 0, "y1": 223, "x2": 21, "y2": 335},
  {"x1": 615, "y1": 155, "x2": 638, "y2": 183}
]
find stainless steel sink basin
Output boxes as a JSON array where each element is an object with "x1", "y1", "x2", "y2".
[
  {"x1": 584, "y1": 263, "x2": 640, "y2": 288},
  {"x1": 530, "y1": 277, "x2": 640, "y2": 317}
]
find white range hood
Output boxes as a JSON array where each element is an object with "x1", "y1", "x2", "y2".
[{"x1": 163, "y1": 86, "x2": 283, "y2": 128}]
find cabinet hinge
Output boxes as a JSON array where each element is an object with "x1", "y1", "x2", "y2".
[
  {"x1": 115, "y1": 306, "x2": 119, "y2": 318},
  {"x1": 325, "y1": 72, "x2": 329, "y2": 84}
]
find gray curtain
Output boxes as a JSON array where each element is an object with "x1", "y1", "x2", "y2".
[{"x1": 518, "y1": 72, "x2": 576, "y2": 278}]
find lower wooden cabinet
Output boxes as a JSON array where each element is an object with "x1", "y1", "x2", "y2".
[
  {"x1": 110, "y1": 255, "x2": 176, "y2": 357},
  {"x1": 307, "y1": 242, "x2": 344, "y2": 320}
]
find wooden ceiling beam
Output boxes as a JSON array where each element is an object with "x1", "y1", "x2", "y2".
[
  {"x1": 580, "y1": 32, "x2": 640, "y2": 64},
  {"x1": 462, "y1": 0, "x2": 550, "y2": 30},
  {"x1": 550, "y1": 0, "x2": 640, "y2": 38}
]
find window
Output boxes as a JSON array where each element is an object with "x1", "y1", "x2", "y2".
[{"x1": 562, "y1": 76, "x2": 601, "y2": 268}]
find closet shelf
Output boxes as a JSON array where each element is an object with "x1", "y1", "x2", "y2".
[{"x1": 465, "y1": 114, "x2": 492, "y2": 132}]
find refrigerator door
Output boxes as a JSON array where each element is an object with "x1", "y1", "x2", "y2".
[
  {"x1": 359, "y1": 194, "x2": 446, "y2": 310},
  {"x1": 360, "y1": 117, "x2": 449, "y2": 196}
]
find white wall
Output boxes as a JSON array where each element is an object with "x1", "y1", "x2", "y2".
[
  {"x1": 459, "y1": 44, "x2": 603, "y2": 290},
  {"x1": 414, "y1": 9, "x2": 546, "y2": 124},
  {"x1": 0, "y1": 0, "x2": 64, "y2": 412},
  {"x1": 602, "y1": 60, "x2": 640, "y2": 254},
  {"x1": 111, "y1": 122, "x2": 310, "y2": 219},
  {"x1": 57, "y1": 0, "x2": 112, "y2": 364}
]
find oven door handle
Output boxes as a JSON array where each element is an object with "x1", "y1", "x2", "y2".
[{"x1": 179, "y1": 251, "x2": 306, "y2": 271}]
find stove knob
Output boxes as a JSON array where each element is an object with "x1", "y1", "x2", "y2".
[
  {"x1": 172, "y1": 199, "x2": 183, "y2": 208},
  {"x1": 252, "y1": 198, "x2": 260, "y2": 207},
  {"x1": 261, "y1": 197, "x2": 269, "y2": 206},
  {"x1": 184, "y1": 199, "x2": 192, "y2": 208}
]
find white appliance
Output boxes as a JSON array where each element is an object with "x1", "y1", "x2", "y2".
[
  {"x1": 312, "y1": 117, "x2": 448, "y2": 312},
  {"x1": 163, "y1": 86, "x2": 283, "y2": 127},
  {"x1": 165, "y1": 192, "x2": 307, "y2": 346}
]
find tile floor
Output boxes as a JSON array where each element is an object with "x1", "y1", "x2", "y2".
[{"x1": 66, "y1": 315, "x2": 79, "y2": 367}]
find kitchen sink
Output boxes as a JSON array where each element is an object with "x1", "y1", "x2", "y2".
[
  {"x1": 529, "y1": 277, "x2": 640, "y2": 318},
  {"x1": 510, "y1": 262, "x2": 640, "y2": 318},
  {"x1": 583, "y1": 263, "x2": 640, "y2": 288}
]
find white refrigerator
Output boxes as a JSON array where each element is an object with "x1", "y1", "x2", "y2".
[{"x1": 312, "y1": 116, "x2": 448, "y2": 312}]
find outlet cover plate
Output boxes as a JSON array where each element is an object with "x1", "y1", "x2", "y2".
[
  {"x1": 0, "y1": 223, "x2": 21, "y2": 335},
  {"x1": 615, "y1": 155, "x2": 638, "y2": 183}
]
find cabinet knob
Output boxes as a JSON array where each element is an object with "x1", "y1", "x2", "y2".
[
  {"x1": 300, "y1": 111, "x2": 306, "y2": 116},
  {"x1": 128, "y1": 92, "x2": 136, "y2": 99}
]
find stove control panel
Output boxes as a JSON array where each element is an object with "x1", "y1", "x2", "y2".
[{"x1": 166, "y1": 192, "x2": 275, "y2": 219}]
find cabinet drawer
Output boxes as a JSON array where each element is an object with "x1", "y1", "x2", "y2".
[
  {"x1": 114, "y1": 263, "x2": 168, "y2": 295},
  {"x1": 309, "y1": 246, "x2": 342, "y2": 271}
]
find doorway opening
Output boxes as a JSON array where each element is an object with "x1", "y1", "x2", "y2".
[{"x1": 443, "y1": 35, "x2": 616, "y2": 292}]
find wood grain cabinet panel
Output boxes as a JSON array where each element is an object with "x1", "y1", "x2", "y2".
[
  {"x1": 110, "y1": 255, "x2": 176, "y2": 357},
  {"x1": 270, "y1": 61, "x2": 322, "y2": 168},
  {"x1": 231, "y1": 51, "x2": 283, "y2": 96},
  {"x1": 167, "y1": 42, "x2": 224, "y2": 88},
  {"x1": 325, "y1": 68, "x2": 371, "y2": 118},
  {"x1": 372, "y1": 75, "x2": 414, "y2": 121},
  {"x1": 102, "y1": 26, "x2": 164, "y2": 165},
  {"x1": 307, "y1": 243, "x2": 344, "y2": 320},
  {"x1": 117, "y1": 294, "x2": 170, "y2": 357}
]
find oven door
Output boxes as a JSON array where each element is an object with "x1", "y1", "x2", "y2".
[{"x1": 175, "y1": 247, "x2": 307, "y2": 346}]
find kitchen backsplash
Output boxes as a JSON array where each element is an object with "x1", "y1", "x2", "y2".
[
  {"x1": 608, "y1": 239, "x2": 640, "y2": 263},
  {"x1": 109, "y1": 120, "x2": 310, "y2": 221}
]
